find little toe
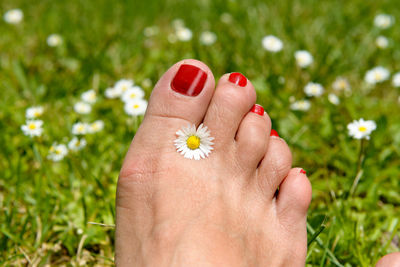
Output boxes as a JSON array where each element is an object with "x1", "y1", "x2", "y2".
[
  {"x1": 276, "y1": 168, "x2": 312, "y2": 222},
  {"x1": 235, "y1": 104, "x2": 271, "y2": 170},
  {"x1": 376, "y1": 252, "x2": 400, "y2": 267},
  {"x1": 255, "y1": 131, "x2": 293, "y2": 198},
  {"x1": 203, "y1": 72, "x2": 256, "y2": 148}
]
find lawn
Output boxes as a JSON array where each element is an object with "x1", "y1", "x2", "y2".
[{"x1": 1, "y1": 0, "x2": 400, "y2": 266}]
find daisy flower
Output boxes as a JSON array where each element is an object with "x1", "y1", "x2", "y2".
[
  {"x1": 200, "y1": 31, "x2": 217, "y2": 45},
  {"x1": 295, "y1": 50, "x2": 313, "y2": 68},
  {"x1": 26, "y1": 106, "x2": 44, "y2": 119},
  {"x1": 4, "y1": 9, "x2": 23, "y2": 24},
  {"x1": 72, "y1": 122, "x2": 89, "y2": 135},
  {"x1": 304, "y1": 82, "x2": 324, "y2": 97},
  {"x1": 141, "y1": 78, "x2": 152, "y2": 88},
  {"x1": 74, "y1": 102, "x2": 91, "y2": 114},
  {"x1": 332, "y1": 77, "x2": 351, "y2": 92},
  {"x1": 176, "y1": 27, "x2": 192, "y2": 41},
  {"x1": 48, "y1": 143, "x2": 68, "y2": 161},
  {"x1": 328, "y1": 93, "x2": 340, "y2": 105},
  {"x1": 88, "y1": 120, "x2": 104, "y2": 133},
  {"x1": 104, "y1": 87, "x2": 120, "y2": 99},
  {"x1": 375, "y1": 36, "x2": 389, "y2": 49},
  {"x1": 220, "y1": 13, "x2": 233, "y2": 24},
  {"x1": 21, "y1": 120, "x2": 43, "y2": 137},
  {"x1": 81, "y1": 89, "x2": 96, "y2": 104},
  {"x1": 172, "y1": 19, "x2": 185, "y2": 29},
  {"x1": 47, "y1": 34, "x2": 63, "y2": 47},
  {"x1": 392, "y1": 72, "x2": 400, "y2": 87},
  {"x1": 262, "y1": 35, "x2": 283, "y2": 52},
  {"x1": 174, "y1": 124, "x2": 214, "y2": 160},
  {"x1": 124, "y1": 99, "x2": 148, "y2": 116},
  {"x1": 114, "y1": 79, "x2": 134, "y2": 95},
  {"x1": 374, "y1": 14, "x2": 394, "y2": 29},
  {"x1": 290, "y1": 100, "x2": 311, "y2": 111},
  {"x1": 68, "y1": 137, "x2": 87, "y2": 151},
  {"x1": 121, "y1": 86, "x2": 145, "y2": 103},
  {"x1": 347, "y1": 119, "x2": 377, "y2": 140},
  {"x1": 364, "y1": 66, "x2": 390, "y2": 85}
]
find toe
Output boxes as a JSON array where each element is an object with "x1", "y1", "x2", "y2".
[
  {"x1": 376, "y1": 252, "x2": 400, "y2": 267},
  {"x1": 145, "y1": 59, "x2": 215, "y2": 124},
  {"x1": 203, "y1": 72, "x2": 256, "y2": 148},
  {"x1": 255, "y1": 131, "x2": 292, "y2": 198},
  {"x1": 235, "y1": 104, "x2": 271, "y2": 170},
  {"x1": 276, "y1": 168, "x2": 312, "y2": 221}
]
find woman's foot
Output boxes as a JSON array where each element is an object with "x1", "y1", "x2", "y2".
[
  {"x1": 376, "y1": 252, "x2": 400, "y2": 267},
  {"x1": 115, "y1": 59, "x2": 312, "y2": 266}
]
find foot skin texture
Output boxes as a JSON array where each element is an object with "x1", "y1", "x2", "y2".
[
  {"x1": 115, "y1": 60, "x2": 312, "y2": 266},
  {"x1": 376, "y1": 253, "x2": 400, "y2": 267}
]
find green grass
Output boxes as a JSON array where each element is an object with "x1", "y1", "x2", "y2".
[{"x1": 1, "y1": 0, "x2": 400, "y2": 265}]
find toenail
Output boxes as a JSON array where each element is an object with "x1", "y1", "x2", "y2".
[
  {"x1": 300, "y1": 169, "x2": 307, "y2": 174},
  {"x1": 270, "y1": 129, "x2": 279, "y2": 137},
  {"x1": 171, "y1": 64, "x2": 208, "y2": 96},
  {"x1": 250, "y1": 104, "x2": 264, "y2": 116},
  {"x1": 228, "y1": 72, "x2": 247, "y2": 87}
]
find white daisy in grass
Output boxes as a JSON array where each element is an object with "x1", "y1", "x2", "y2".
[
  {"x1": 174, "y1": 124, "x2": 214, "y2": 160},
  {"x1": 304, "y1": 82, "x2": 324, "y2": 97},
  {"x1": 290, "y1": 99, "x2": 311, "y2": 111},
  {"x1": 26, "y1": 106, "x2": 44, "y2": 119},
  {"x1": 392, "y1": 72, "x2": 400, "y2": 87},
  {"x1": 295, "y1": 50, "x2": 313, "y2": 68},
  {"x1": 114, "y1": 79, "x2": 134, "y2": 95},
  {"x1": 81, "y1": 89, "x2": 97, "y2": 104},
  {"x1": 72, "y1": 122, "x2": 89, "y2": 135},
  {"x1": 200, "y1": 31, "x2": 217, "y2": 45},
  {"x1": 124, "y1": 99, "x2": 148, "y2": 116},
  {"x1": 262, "y1": 35, "x2": 283, "y2": 52},
  {"x1": 364, "y1": 66, "x2": 390, "y2": 85},
  {"x1": 374, "y1": 14, "x2": 394, "y2": 29},
  {"x1": 347, "y1": 119, "x2": 377, "y2": 140},
  {"x1": 104, "y1": 87, "x2": 120, "y2": 99},
  {"x1": 74, "y1": 102, "x2": 91, "y2": 114},
  {"x1": 375, "y1": 36, "x2": 389, "y2": 49},
  {"x1": 21, "y1": 120, "x2": 43, "y2": 137},
  {"x1": 47, "y1": 34, "x2": 63, "y2": 47},
  {"x1": 4, "y1": 9, "x2": 23, "y2": 24},
  {"x1": 143, "y1": 26, "x2": 159, "y2": 37},
  {"x1": 328, "y1": 93, "x2": 340, "y2": 105},
  {"x1": 332, "y1": 77, "x2": 351, "y2": 92},
  {"x1": 88, "y1": 120, "x2": 104, "y2": 133},
  {"x1": 122, "y1": 86, "x2": 145, "y2": 103},
  {"x1": 48, "y1": 143, "x2": 68, "y2": 161},
  {"x1": 68, "y1": 137, "x2": 87, "y2": 151},
  {"x1": 176, "y1": 27, "x2": 192, "y2": 42}
]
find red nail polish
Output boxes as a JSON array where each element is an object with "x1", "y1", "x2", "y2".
[
  {"x1": 251, "y1": 104, "x2": 264, "y2": 116},
  {"x1": 300, "y1": 169, "x2": 307, "y2": 174},
  {"x1": 270, "y1": 129, "x2": 279, "y2": 137},
  {"x1": 228, "y1": 72, "x2": 247, "y2": 87},
  {"x1": 171, "y1": 64, "x2": 207, "y2": 96}
]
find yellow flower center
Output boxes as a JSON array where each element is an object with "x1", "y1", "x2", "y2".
[
  {"x1": 130, "y1": 93, "x2": 136, "y2": 98},
  {"x1": 28, "y1": 124, "x2": 36, "y2": 130},
  {"x1": 358, "y1": 126, "x2": 367, "y2": 132},
  {"x1": 133, "y1": 104, "x2": 140, "y2": 109},
  {"x1": 374, "y1": 72, "x2": 382, "y2": 80},
  {"x1": 34, "y1": 111, "x2": 40, "y2": 117},
  {"x1": 186, "y1": 135, "x2": 200, "y2": 150},
  {"x1": 55, "y1": 150, "x2": 61, "y2": 155}
]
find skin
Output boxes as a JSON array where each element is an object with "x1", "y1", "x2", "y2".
[{"x1": 114, "y1": 59, "x2": 398, "y2": 266}]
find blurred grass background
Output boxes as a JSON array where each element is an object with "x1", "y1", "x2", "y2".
[{"x1": 1, "y1": 0, "x2": 400, "y2": 266}]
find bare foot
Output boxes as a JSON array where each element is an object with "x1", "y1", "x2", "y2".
[
  {"x1": 115, "y1": 60, "x2": 312, "y2": 266},
  {"x1": 376, "y1": 252, "x2": 400, "y2": 267}
]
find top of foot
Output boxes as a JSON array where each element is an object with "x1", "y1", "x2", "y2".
[{"x1": 116, "y1": 59, "x2": 312, "y2": 266}]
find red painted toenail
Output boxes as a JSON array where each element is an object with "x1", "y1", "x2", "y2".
[
  {"x1": 250, "y1": 104, "x2": 264, "y2": 116},
  {"x1": 300, "y1": 169, "x2": 307, "y2": 174},
  {"x1": 270, "y1": 129, "x2": 279, "y2": 137},
  {"x1": 228, "y1": 72, "x2": 247, "y2": 87},
  {"x1": 171, "y1": 64, "x2": 208, "y2": 96}
]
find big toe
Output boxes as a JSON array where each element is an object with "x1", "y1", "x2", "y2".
[{"x1": 376, "y1": 252, "x2": 400, "y2": 267}]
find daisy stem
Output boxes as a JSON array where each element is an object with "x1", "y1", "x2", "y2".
[{"x1": 349, "y1": 139, "x2": 366, "y2": 196}]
